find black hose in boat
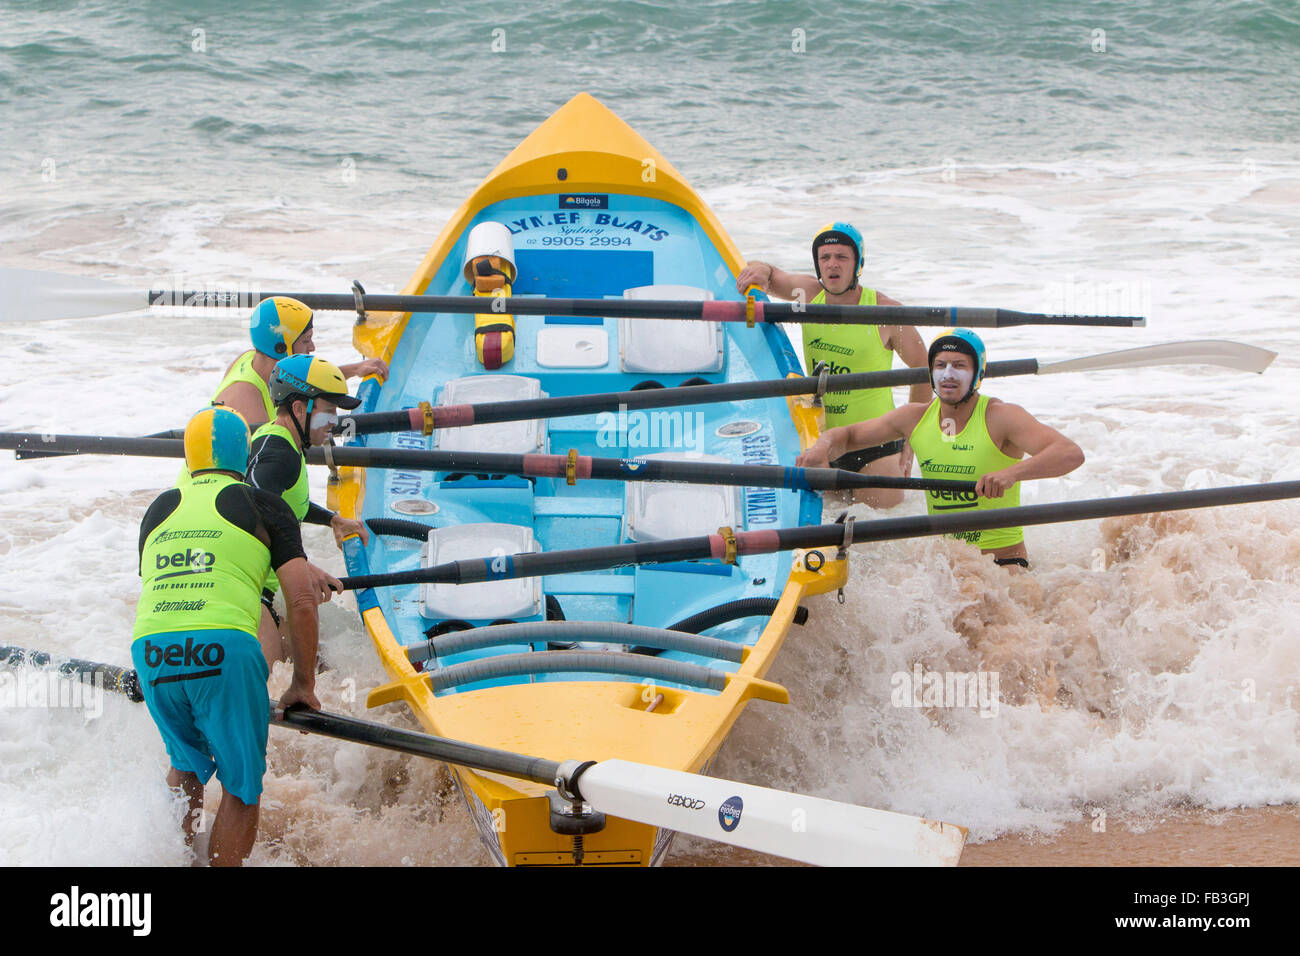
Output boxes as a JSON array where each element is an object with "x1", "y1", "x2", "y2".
[
  {"x1": 631, "y1": 597, "x2": 808, "y2": 655},
  {"x1": 365, "y1": 517, "x2": 439, "y2": 541},
  {"x1": 671, "y1": 597, "x2": 808, "y2": 635}
]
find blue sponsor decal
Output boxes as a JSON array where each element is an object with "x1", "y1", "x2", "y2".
[
  {"x1": 718, "y1": 795, "x2": 743, "y2": 832},
  {"x1": 560, "y1": 194, "x2": 608, "y2": 209}
]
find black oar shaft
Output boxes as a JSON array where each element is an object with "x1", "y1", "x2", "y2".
[
  {"x1": 1, "y1": 645, "x2": 143, "y2": 702},
  {"x1": 340, "y1": 359, "x2": 1044, "y2": 436},
  {"x1": 0, "y1": 644, "x2": 565, "y2": 785},
  {"x1": 151, "y1": 289, "x2": 1142, "y2": 328},
  {"x1": 338, "y1": 481, "x2": 1300, "y2": 591},
  {"x1": 0, "y1": 434, "x2": 184, "y2": 459},
  {"x1": 307, "y1": 445, "x2": 971, "y2": 494},
  {"x1": 273, "y1": 706, "x2": 562, "y2": 786},
  {"x1": 0, "y1": 432, "x2": 969, "y2": 494},
  {"x1": 13, "y1": 429, "x2": 184, "y2": 460}
]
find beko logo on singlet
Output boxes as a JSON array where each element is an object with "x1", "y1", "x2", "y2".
[
  {"x1": 154, "y1": 549, "x2": 214, "y2": 578},
  {"x1": 930, "y1": 488, "x2": 979, "y2": 510}
]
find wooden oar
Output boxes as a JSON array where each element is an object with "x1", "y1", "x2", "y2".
[
  {"x1": 0, "y1": 431, "x2": 972, "y2": 495},
  {"x1": 336, "y1": 479, "x2": 1300, "y2": 591},
  {"x1": 1, "y1": 267, "x2": 1141, "y2": 328},
  {"x1": 340, "y1": 340, "x2": 1275, "y2": 436},
  {"x1": 1, "y1": 646, "x2": 965, "y2": 866}
]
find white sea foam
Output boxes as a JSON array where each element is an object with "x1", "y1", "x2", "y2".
[{"x1": 2, "y1": 153, "x2": 1299, "y2": 864}]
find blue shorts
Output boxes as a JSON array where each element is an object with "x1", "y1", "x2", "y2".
[{"x1": 132, "y1": 629, "x2": 270, "y2": 804}]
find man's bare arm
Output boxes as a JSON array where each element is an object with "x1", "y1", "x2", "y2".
[
  {"x1": 796, "y1": 404, "x2": 924, "y2": 468},
  {"x1": 977, "y1": 403, "x2": 1085, "y2": 498},
  {"x1": 735, "y1": 261, "x2": 822, "y2": 301},
  {"x1": 273, "y1": 557, "x2": 321, "y2": 709}
]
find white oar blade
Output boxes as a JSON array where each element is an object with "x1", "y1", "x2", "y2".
[
  {"x1": 1041, "y1": 340, "x2": 1276, "y2": 376},
  {"x1": 0, "y1": 268, "x2": 148, "y2": 323},
  {"x1": 579, "y1": 759, "x2": 966, "y2": 866}
]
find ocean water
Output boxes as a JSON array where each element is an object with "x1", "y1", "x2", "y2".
[{"x1": 1, "y1": 0, "x2": 1298, "y2": 865}]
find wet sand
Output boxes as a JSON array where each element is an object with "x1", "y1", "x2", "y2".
[
  {"x1": 676, "y1": 804, "x2": 1300, "y2": 867},
  {"x1": 960, "y1": 804, "x2": 1300, "y2": 867}
]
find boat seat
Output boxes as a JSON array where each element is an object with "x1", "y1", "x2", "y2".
[
  {"x1": 433, "y1": 375, "x2": 548, "y2": 455},
  {"x1": 623, "y1": 452, "x2": 741, "y2": 542},
  {"x1": 419, "y1": 522, "x2": 542, "y2": 621},
  {"x1": 536, "y1": 324, "x2": 609, "y2": 368},
  {"x1": 619, "y1": 285, "x2": 723, "y2": 374}
]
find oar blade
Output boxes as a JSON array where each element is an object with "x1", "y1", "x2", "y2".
[
  {"x1": 1040, "y1": 340, "x2": 1276, "y2": 375},
  {"x1": 577, "y1": 759, "x2": 966, "y2": 866},
  {"x1": 0, "y1": 268, "x2": 148, "y2": 323}
]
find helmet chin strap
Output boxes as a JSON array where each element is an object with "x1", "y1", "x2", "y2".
[
  {"x1": 818, "y1": 277, "x2": 860, "y2": 296},
  {"x1": 290, "y1": 397, "x2": 314, "y2": 449}
]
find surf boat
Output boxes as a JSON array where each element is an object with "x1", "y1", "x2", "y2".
[{"x1": 333, "y1": 93, "x2": 849, "y2": 866}]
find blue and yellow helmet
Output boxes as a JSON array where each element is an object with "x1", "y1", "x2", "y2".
[
  {"x1": 269, "y1": 355, "x2": 360, "y2": 409},
  {"x1": 928, "y1": 328, "x2": 986, "y2": 402},
  {"x1": 249, "y1": 296, "x2": 314, "y2": 358},
  {"x1": 811, "y1": 221, "x2": 865, "y2": 279},
  {"x1": 184, "y1": 405, "x2": 250, "y2": 476}
]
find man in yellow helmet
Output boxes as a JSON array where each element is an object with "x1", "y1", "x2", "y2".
[
  {"x1": 212, "y1": 296, "x2": 387, "y2": 432},
  {"x1": 737, "y1": 222, "x2": 929, "y2": 508},
  {"x1": 132, "y1": 406, "x2": 320, "y2": 866},
  {"x1": 797, "y1": 329, "x2": 1084, "y2": 569},
  {"x1": 246, "y1": 355, "x2": 370, "y2": 665}
]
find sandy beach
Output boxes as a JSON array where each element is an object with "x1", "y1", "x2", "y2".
[{"x1": 961, "y1": 804, "x2": 1300, "y2": 867}]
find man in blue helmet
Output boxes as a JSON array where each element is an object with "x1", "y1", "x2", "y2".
[
  {"x1": 133, "y1": 406, "x2": 320, "y2": 865},
  {"x1": 737, "y1": 223, "x2": 929, "y2": 508},
  {"x1": 212, "y1": 296, "x2": 387, "y2": 432},
  {"x1": 246, "y1": 355, "x2": 370, "y2": 665},
  {"x1": 797, "y1": 329, "x2": 1084, "y2": 569}
]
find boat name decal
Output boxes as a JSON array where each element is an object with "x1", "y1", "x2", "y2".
[
  {"x1": 506, "y1": 213, "x2": 669, "y2": 241},
  {"x1": 741, "y1": 433, "x2": 780, "y2": 525},
  {"x1": 387, "y1": 430, "x2": 427, "y2": 497},
  {"x1": 718, "y1": 795, "x2": 743, "y2": 832},
  {"x1": 666, "y1": 793, "x2": 707, "y2": 810}
]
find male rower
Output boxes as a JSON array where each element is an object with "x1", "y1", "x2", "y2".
[
  {"x1": 736, "y1": 222, "x2": 929, "y2": 508},
  {"x1": 132, "y1": 406, "x2": 320, "y2": 866},
  {"x1": 213, "y1": 296, "x2": 387, "y2": 431},
  {"x1": 246, "y1": 355, "x2": 369, "y2": 665},
  {"x1": 796, "y1": 329, "x2": 1084, "y2": 569}
]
